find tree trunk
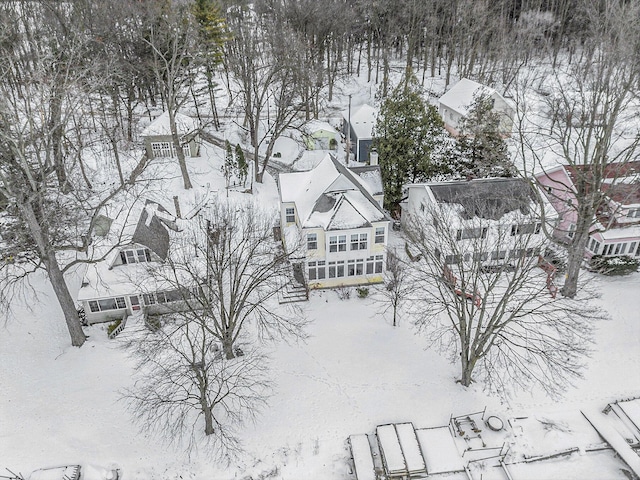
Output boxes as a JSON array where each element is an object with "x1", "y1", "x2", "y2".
[
  {"x1": 19, "y1": 201, "x2": 86, "y2": 347},
  {"x1": 460, "y1": 353, "x2": 475, "y2": 387},
  {"x1": 200, "y1": 392, "x2": 215, "y2": 435},
  {"x1": 168, "y1": 109, "x2": 193, "y2": 189},
  {"x1": 222, "y1": 334, "x2": 235, "y2": 360},
  {"x1": 562, "y1": 217, "x2": 591, "y2": 298},
  {"x1": 49, "y1": 84, "x2": 69, "y2": 193}
]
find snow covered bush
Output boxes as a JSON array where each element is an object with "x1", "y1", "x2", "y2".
[{"x1": 589, "y1": 255, "x2": 639, "y2": 276}]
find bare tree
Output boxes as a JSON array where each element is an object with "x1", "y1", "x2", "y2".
[
  {"x1": 517, "y1": 0, "x2": 640, "y2": 298},
  {"x1": 223, "y1": 6, "x2": 309, "y2": 183},
  {"x1": 143, "y1": 3, "x2": 206, "y2": 190},
  {"x1": 124, "y1": 312, "x2": 270, "y2": 458},
  {"x1": 377, "y1": 248, "x2": 412, "y2": 327},
  {"x1": 144, "y1": 200, "x2": 307, "y2": 360},
  {"x1": 403, "y1": 185, "x2": 599, "y2": 397},
  {"x1": 0, "y1": 2, "x2": 100, "y2": 346},
  {"x1": 0, "y1": 2, "x2": 148, "y2": 346}
]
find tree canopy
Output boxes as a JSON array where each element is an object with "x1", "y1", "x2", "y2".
[{"x1": 374, "y1": 76, "x2": 450, "y2": 211}]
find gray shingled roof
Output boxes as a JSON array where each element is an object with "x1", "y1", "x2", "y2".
[
  {"x1": 131, "y1": 200, "x2": 175, "y2": 261},
  {"x1": 429, "y1": 178, "x2": 536, "y2": 220}
]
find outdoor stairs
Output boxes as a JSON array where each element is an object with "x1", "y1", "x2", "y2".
[
  {"x1": 278, "y1": 261, "x2": 308, "y2": 304},
  {"x1": 278, "y1": 278, "x2": 308, "y2": 304}
]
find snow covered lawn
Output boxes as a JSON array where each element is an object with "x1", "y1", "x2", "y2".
[{"x1": 1, "y1": 271, "x2": 639, "y2": 479}]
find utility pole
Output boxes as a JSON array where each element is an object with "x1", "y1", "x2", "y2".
[{"x1": 345, "y1": 94, "x2": 352, "y2": 164}]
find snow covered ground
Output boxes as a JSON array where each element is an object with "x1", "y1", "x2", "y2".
[
  {"x1": 1, "y1": 203, "x2": 639, "y2": 479},
  {"x1": 2, "y1": 66, "x2": 640, "y2": 479}
]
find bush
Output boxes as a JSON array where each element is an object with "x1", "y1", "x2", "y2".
[
  {"x1": 336, "y1": 285, "x2": 351, "y2": 300},
  {"x1": 107, "y1": 318, "x2": 122, "y2": 336},
  {"x1": 589, "y1": 255, "x2": 639, "y2": 276},
  {"x1": 356, "y1": 286, "x2": 369, "y2": 298}
]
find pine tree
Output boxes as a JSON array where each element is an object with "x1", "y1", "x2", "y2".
[
  {"x1": 374, "y1": 75, "x2": 450, "y2": 212},
  {"x1": 235, "y1": 144, "x2": 248, "y2": 187},
  {"x1": 452, "y1": 93, "x2": 515, "y2": 179},
  {"x1": 223, "y1": 140, "x2": 234, "y2": 194}
]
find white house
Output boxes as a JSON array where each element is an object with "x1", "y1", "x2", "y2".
[
  {"x1": 402, "y1": 177, "x2": 557, "y2": 267},
  {"x1": 279, "y1": 154, "x2": 390, "y2": 288},
  {"x1": 438, "y1": 78, "x2": 515, "y2": 136},
  {"x1": 341, "y1": 103, "x2": 378, "y2": 163},
  {"x1": 77, "y1": 199, "x2": 188, "y2": 324},
  {"x1": 141, "y1": 111, "x2": 200, "y2": 159}
]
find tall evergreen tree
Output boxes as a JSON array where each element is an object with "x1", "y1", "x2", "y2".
[
  {"x1": 374, "y1": 76, "x2": 450, "y2": 212},
  {"x1": 235, "y1": 144, "x2": 248, "y2": 187},
  {"x1": 452, "y1": 93, "x2": 515, "y2": 179}
]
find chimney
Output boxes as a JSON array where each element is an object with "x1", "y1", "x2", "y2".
[
  {"x1": 173, "y1": 195, "x2": 182, "y2": 219},
  {"x1": 369, "y1": 149, "x2": 379, "y2": 166}
]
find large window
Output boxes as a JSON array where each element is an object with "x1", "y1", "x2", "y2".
[
  {"x1": 143, "y1": 289, "x2": 193, "y2": 305},
  {"x1": 588, "y1": 238, "x2": 601, "y2": 254},
  {"x1": 308, "y1": 260, "x2": 326, "y2": 280},
  {"x1": 374, "y1": 255, "x2": 383, "y2": 273},
  {"x1": 285, "y1": 207, "x2": 295, "y2": 223},
  {"x1": 120, "y1": 248, "x2": 152, "y2": 265},
  {"x1": 445, "y1": 254, "x2": 462, "y2": 265},
  {"x1": 491, "y1": 250, "x2": 507, "y2": 260},
  {"x1": 456, "y1": 227, "x2": 488, "y2": 241},
  {"x1": 88, "y1": 296, "x2": 126, "y2": 313},
  {"x1": 511, "y1": 223, "x2": 542, "y2": 236},
  {"x1": 350, "y1": 233, "x2": 368, "y2": 250},
  {"x1": 375, "y1": 227, "x2": 385, "y2": 244},
  {"x1": 328, "y1": 260, "x2": 345, "y2": 278},
  {"x1": 628, "y1": 208, "x2": 640, "y2": 218},
  {"x1": 306, "y1": 233, "x2": 317, "y2": 250},
  {"x1": 151, "y1": 141, "x2": 190, "y2": 158},
  {"x1": 329, "y1": 235, "x2": 347, "y2": 252}
]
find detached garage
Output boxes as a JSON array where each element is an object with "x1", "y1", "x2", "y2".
[{"x1": 141, "y1": 111, "x2": 200, "y2": 159}]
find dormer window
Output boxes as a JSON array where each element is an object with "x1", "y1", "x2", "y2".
[
  {"x1": 120, "y1": 248, "x2": 152, "y2": 265},
  {"x1": 285, "y1": 207, "x2": 295, "y2": 223}
]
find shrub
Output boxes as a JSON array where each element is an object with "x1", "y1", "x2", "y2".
[
  {"x1": 336, "y1": 285, "x2": 351, "y2": 300},
  {"x1": 107, "y1": 318, "x2": 122, "y2": 336},
  {"x1": 589, "y1": 255, "x2": 639, "y2": 276},
  {"x1": 356, "y1": 286, "x2": 369, "y2": 298}
]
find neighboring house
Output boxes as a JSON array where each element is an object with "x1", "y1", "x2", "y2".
[
  {"x1": 536, "y1": 162, "x2": 640, "y2": 259},
  {"x1": 438, "y1": 78, "x2": 515, "y2": 137},
  {"x1": 141, "y1": 111, "x2": 201, "y2": 159},
  {"x1": 77, "y1": 199, "x2": 186, "y2": 324},
  {"x1": 402, "y1": 177, "x2": 557, "y2": 266},
  {"x1": 279, "y1": 154, "x2": 390, "y2": 288},
  {"x1": 302, "y1": 120, "x2": 339, "y2": 150},
  {"x1": 341, "y1": 103, "x2": 377, "y2": 162}
]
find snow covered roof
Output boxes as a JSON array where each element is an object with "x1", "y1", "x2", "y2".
[
  {"x1": 131, "y1": 200, "x2": 180, "y2": 261},
  {"x1": 140, "y1": 111, "x2": 199, "y2": 137},
  {"x1": 302, "y1": 119, "x2": 338, "y2": 134},
  {"x1": 439, "y1": 78, "x2": 511, "y2": 117},
  {"x1": 279, "y1": 154, "x2": 388, "y2": 230},
  {"x1": 426, "y1": 178, "x2": 537, "y2": 221},
  {"x1": 341, "y1": 103, "x2": 377, "y2": 140},
  {"x1": 349, "y1": 165, "x2": 384, "y2": 196}
]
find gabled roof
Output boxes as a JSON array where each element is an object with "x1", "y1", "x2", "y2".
[
  {"x1": 130, "y1": 200, "x2": 179, "y2": 261},
  {"x1": 279, "y1": 154, "x2": 388, "y2": 230},
  {"x1": 341, "y1": 103, "x2": 378, "y2": 140},
  {"x1": 427, "y1": 177, "x2": 537, "y2": 221},
  {"x1": 140, "y1": 111, "x2": 199, "y2": 137},
  {"x1": 439, "y1": 78, "x2": 511, "y2": 117},
  {"x1": 349, "y1": 165, "x2": 384, "y2": 196},
  {"x1": 302, "y1": 119, "x2": 338, "y2": 135}
]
